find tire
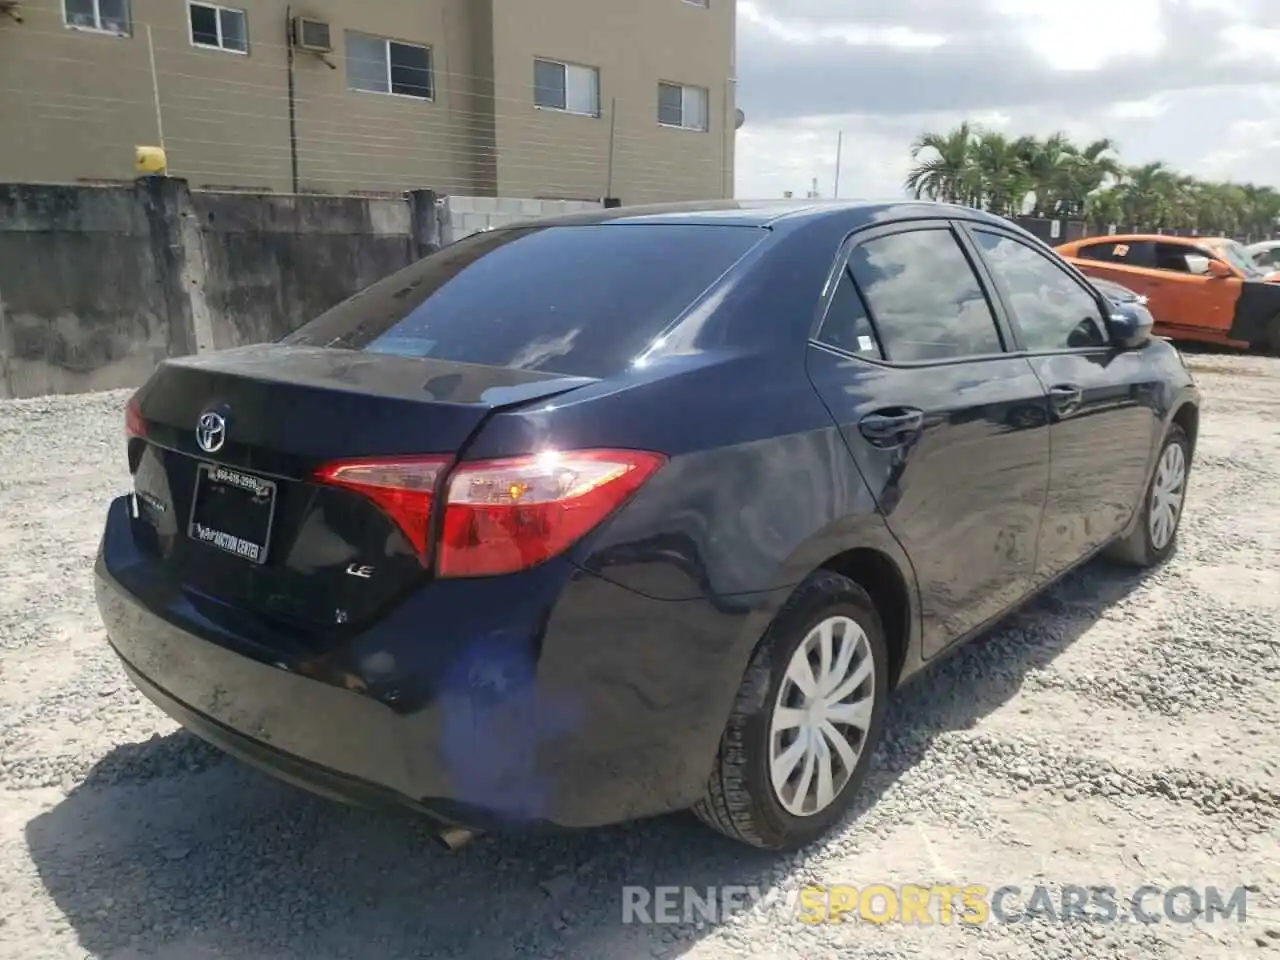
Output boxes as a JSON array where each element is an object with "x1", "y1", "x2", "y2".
[
  {"x1": 1105, "y1": 422, "x2": 1191, "y2": 568},
  {"x1": 692, "y1": 570, "x2": 890, "y2": 851}
]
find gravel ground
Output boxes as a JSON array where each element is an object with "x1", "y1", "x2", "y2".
[{"x1": 1, "y1": 352, "x2": 1278, "y2": 960}]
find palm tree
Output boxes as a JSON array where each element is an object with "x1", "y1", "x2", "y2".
[
  {"x1": 903, "y1": 125, "x2": 1278, "y2": 240},
  {"x1": 904, "y1": 122, "x2": 977, "y2": 204},
  {"x1": 1118, "y1": 162, "x2": 1177, "y2": 229},
  {"x1": 971, "y1": 131, "x2": 1029, "y2": 217},
  {"x1": 1012, "y1": 132, "x2": 1072, "y2": 217},
  {"x1": 1058, "y1": 138, "x2": 1121, "y2": 217}
]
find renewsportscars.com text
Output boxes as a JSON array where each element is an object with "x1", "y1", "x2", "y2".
[{"x1": 621, "y1": 883, "x2": 1249, "y2": 926}]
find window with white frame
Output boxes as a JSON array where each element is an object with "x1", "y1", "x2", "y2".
[
  {"x1": 533, "y1": 59, "x2": 600, "y2": 117},
  {"x1": 658, "y1": 82, "x2": 708, "y2": 131},
  {"x1": 189, "y1": 2, "x2": 247, "y2": 53},
  {"x1": 345, "y1": 31, "x2": 433, "y2": 99},
  {"x1": 64, "y1": 0, "x2": 130, "y2": 35}
]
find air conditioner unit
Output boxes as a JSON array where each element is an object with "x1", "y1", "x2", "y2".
[{"x1": 291, "y1": 16, "x2": 331, "y2": 53}]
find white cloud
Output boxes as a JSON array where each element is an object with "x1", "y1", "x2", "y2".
[
  {"x1": 1105, "y1": 97, "x2": 1171, "y2": 121},
  {"x1": 987, "y1": 0, "x2": 1167, "y2": 70},
  {"x1": 737, "y1": 1, "x2": 947, "y2": 49},
  {"x1": 1193, "y1": 117, "x2": 1280, "y2": 181},
  {"x1": 1218, "y1": 24, "x2": 1280, "y2": 63},
  {"x1": 736, "y1": 118, "x2": 908, "y2": 199},
  {"x1": 733, "y1": 0, "x2": 1280, "y2": 198}
]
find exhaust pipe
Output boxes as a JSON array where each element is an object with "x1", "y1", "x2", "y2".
[{"x1": 434, "y1": 826, "x2": 479, "y2": 851}]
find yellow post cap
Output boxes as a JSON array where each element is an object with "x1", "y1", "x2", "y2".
[{"x1": 135, "y1": 145, "x2": 168, "y2": 174}]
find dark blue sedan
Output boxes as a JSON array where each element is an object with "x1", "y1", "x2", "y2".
[{"x1": 95, "y1": 200, "x2": 1200, "y2": 851}]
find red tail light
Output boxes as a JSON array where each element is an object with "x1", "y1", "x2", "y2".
[
  {"x1": 125, "y1": 394, "x2": 146, "y2": 439},
  {"x1": 312, "y1": 456, "x2": 451, "y2": 560},
  {"x1": 312, "y1": 449, "x2": 665, "y2": 576},
  {"x1": 438, "y1": 449, "x2": 666, "y2": 578}
]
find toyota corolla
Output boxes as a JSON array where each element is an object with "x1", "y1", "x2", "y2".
[{"x1": 95, "y1": 200, "x2": 1200, "y2": 851}]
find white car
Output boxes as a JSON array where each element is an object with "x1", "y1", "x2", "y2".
[{"x1": 1245, "y1": 240, "x2": 1280, "y2": 271}]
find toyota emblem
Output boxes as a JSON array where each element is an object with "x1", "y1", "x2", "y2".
[{"x1": 196, "y1": 411, "x2": 226, "y2": 454}]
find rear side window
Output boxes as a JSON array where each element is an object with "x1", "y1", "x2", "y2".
[
  {"x1": 1076, "y1": 242, "x2": 1121, "y2": 261},
  {"x1": 1083, "y1": 240, "x2": 1155, "y2": 268},
  {"x1": 284, "y1": 224, "x2": 765, "y2": 378},
  {"x1": 816, "y1": 269, "x2": 881, "y2": 358},
  {"x1": 846, "y1": 228, "x2": 1004, "y2": 362}
]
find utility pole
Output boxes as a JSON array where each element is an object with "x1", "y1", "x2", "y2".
[
  {"x1": 286, "y1": 5, "x2": 299, "y2": 193},
  {"x1": 833, "y1": 130, "x2": 843, "y2": 198},
  {"x1": 0, "y1": 272, "x2": 11, "y2": 397},
  {"x1": 605, "y1": 97, "x2": 617, "y2": 200},
  {"x1": 145, "y1": 25, "x2": 166, "y2": 157}
]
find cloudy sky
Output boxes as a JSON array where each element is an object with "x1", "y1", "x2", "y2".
[{"x1": 733, "y1": 0, "x2": 1280, "y2": 199}]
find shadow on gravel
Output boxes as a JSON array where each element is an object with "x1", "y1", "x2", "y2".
[{"x1": 25, "y1": 559, "x2": 1149, "y2": 960}]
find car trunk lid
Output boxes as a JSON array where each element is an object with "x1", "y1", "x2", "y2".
[{"x1": 126, "y1": 344, "x2": 596, "y2": 638}]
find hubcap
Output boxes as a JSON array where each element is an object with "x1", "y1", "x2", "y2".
[
  {"x1": 769, "y1": 616, "x2": 876, "y2": 818},
  {"x1": 1149, "y1": 441, "x2": 1187, "y2": 551}
]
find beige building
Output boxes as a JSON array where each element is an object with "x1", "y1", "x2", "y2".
[{"x1": 0, "y1": 0, "x2": 736, "y2": 203}]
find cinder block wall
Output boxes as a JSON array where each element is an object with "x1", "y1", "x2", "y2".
[{"x1": 440, "y1": 196, "x2": 603, "y2": 243}]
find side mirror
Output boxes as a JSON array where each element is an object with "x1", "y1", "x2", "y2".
[
  {"x1": 1206, "y1": 259, "x2": 1234, "y2": 279},
  {"x1": 1108, "y1": 302, "x2": 1153, "y2": 349}
]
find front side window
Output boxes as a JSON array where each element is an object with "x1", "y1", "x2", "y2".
[
  {"x1": 846, "y1": 229, "x2": 1004, "y2": 362},
  {"x1": 346, "y1": 32, "x2": 433, "y2": 99},
  {"x1": 283, "y1": 224, "x2": 766, "y2": 379},
  {"x1": 189, "y1": 2, "x2": 247, "y2": 53},
  {"x1": 974, "y1": 230, "x2": 1108, "y2": 351},
  {"x1": 64, "y1": 0, "x2": 130, "y2": 35},
  {"x1": 658, "y1": 82, "x2": 708, "y2": 131},
  {"x1": 533, "y1": 59, "x2": 600, "y2": 117},
  {"x1": 1152, "y1": 242, "x2": 1205, "y2": 274},
  {"x1": 1208, "y1": 240, "x2": 1265, "y2": 278}
]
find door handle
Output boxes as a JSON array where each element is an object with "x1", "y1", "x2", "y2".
[
  {"x1": 858, "y1": 408, "x2": 924, "y2": 446},
  {"x1": 1048, "y1": 384, "x2": 1082, "y2": 409}
]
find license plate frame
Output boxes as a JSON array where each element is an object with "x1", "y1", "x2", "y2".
[{"x1": 186, "y1": 462, "x2": 278, "y2": 565}]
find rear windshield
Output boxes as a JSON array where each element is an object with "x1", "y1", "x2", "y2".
[{"x1": 284, "y1": 223, "x2": 766, "y2": 378}]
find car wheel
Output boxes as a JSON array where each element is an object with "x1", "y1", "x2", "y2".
[
  {"x1": 692, "y1": 570, "x2": 889, "y2": 851},
  {"x1": 1106, "y1": 422, "x2": 1191, "y2": 568}
]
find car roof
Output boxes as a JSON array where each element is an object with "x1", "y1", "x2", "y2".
[
  {"x1": 1073, "y1": 234, "x2": 1224, "y2": 247},
  {"x1": 1245, "y1": 239, "x2": 1280, "y2": 253},
  {"x1": 483, "y1": 198, "x2": 1024, "y2": 232}
]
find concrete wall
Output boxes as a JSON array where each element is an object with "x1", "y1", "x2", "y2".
[
  {"x1": 192, "y1": 192, "x2": 415, "y2": 349},
  {"x1": 0, "y1": 181, "x2": 188, "y2": 398},
  {"x1": 0, "y1": 179, "x2": 605, "y2": 398},
  {"x1": 1009, "y1": 216, "x2": 1087, "y2": 246}
]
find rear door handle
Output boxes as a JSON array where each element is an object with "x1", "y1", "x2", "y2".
[
  {"x1": 858, "y1": 408, "x2": 924, "y2": 447},
  {"x1": 1048, "y1": 384, "x2": 1082, "y2": 409}
]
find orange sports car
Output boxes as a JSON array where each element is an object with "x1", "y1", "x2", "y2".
[{"x1": 1055, "y1": 234, "x2": 1280, "y2": 352}]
